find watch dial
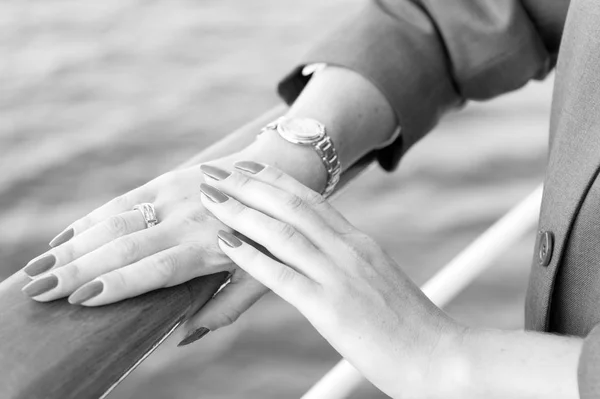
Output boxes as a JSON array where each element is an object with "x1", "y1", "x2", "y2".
[{"x1": 279, "y1": 118, "x2": 324, "y2": 142}]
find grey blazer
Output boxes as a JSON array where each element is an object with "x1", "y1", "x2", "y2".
[{"x1": 278, "y1": 0, "x2": 600, "y2": 396}]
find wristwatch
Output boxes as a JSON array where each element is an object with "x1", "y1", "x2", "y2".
[{"x1": 259, "y1": 117, "x2": 342, "y2": 198}]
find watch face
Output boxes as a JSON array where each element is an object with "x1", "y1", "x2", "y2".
[{"x1": 277, "y1": 118, "x2": 325, "y2": 144}]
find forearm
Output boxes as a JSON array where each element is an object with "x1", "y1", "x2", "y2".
[
  {"x1": 433, "y1": 328, "x2": 583, "y2": 399},
  {"x1": 183, "y1": 66, "x2": 397, "y2": 193}
]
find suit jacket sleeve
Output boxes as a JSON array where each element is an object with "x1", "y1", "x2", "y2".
[{"x1": 277, "y1": 0, "x2": 568, "y2": 170}]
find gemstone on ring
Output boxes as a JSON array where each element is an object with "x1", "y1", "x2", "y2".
[{"x1": 133, "y1": 203, "x2": 158, "y2": 228}]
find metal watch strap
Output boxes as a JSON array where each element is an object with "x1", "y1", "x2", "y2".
[{"x1": 313, "y1": 135, "x2": 341, "y2": 198}]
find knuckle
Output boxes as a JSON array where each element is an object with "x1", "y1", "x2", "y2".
[
  {"x1": 217, "y1": 309, "x2": 242, "y2": 327},
  {"x1": 274, "y1": 266, "x2": 296, "y2": 285},
  {"x1": 113, "y1": 236, "x2": 140, "y2": 261},
  {"x1": 283, "y1": 194, "x2": 305, "y2": 212},
  {"x1": 154, "y1": 252, "x2": 179, "y2": 286},
  {"x1": 60, "y1": 262, "x2": 82, "y2": 282},
  {"x1": 56, "y1": 243, "x2": 77, "y2": 264},
  {"x1": 184, "y1": 207, "x2": 211, "y2": 225},
  {"x1": 352, "y1": 231, "x2": 377, "y2": 247},
  {"x1": 232, "y1": 173, "x2": 252, "y2": 189},
  {"x1": 276, "y1": 222, "x2": 298, "y2": 241},
  {"x1": 105, "y1": 215, "x2": 130, "y2": 236},
  {"x1": 305, "y1": 190, "x2": 327, "y2": 207},
  {"x1": 269, "y1": 168, "x2": 286, "y2": 183},
  {"x1": 228, "y1": 201, "x2": 247, "y2": 217},
  {"x1": 348, "y1": 246, "x2": 371, "y2": 264},
  {"x1": 184, "y1": 243, "x2": 211, "y2": 265}
]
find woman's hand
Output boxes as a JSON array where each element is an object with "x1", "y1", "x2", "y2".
[
  {"x1": 19, "y1": 64, "x2": 398, "y2": 338},
  {"x1": 20, "y1": 154, "x2": 270, "y2": 331},
  {"x1": 196, "y1": 161, "x2": 467, "y2": 398}
]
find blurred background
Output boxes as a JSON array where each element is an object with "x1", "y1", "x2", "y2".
[{"x1": 0, "y1": 0, "x2": 552, "y2": 397}]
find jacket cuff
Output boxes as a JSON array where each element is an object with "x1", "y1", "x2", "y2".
[
  {"x1": 579, "y1": 323, "x2": 600, "y2": 398},
  {"x1": 277, "y1": 1, "x2": 462, "y2": 171}
]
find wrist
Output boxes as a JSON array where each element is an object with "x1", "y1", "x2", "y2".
[
  {"x1": 286, "y1": 66, "x2": 398, "y2": 167},
  {"x1": 423, "y1": 323, "x2": 474, "y2": 399},
  {"x1": 234, "y1": 130, "x2": 328, "y2": 193}
]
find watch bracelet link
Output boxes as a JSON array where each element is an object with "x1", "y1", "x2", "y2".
[{"x1": 314, "y1": 136, "x2": 341, "y2": 198}]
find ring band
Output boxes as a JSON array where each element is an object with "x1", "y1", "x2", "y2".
[{"x1": 133, "y1": 203, "x2": 158, "y2": 228}]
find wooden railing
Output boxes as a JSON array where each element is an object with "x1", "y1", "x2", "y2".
[
  {"x1": 0, "y1": 105, "x2": 377, "y2": 399},
  {"x1": 0, "y1": 271, "x2": 227, "y2": 399}
]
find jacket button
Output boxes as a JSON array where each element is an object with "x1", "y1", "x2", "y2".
[{"x1": 538, "y1": 230, "x2": 554, "y2": 267}]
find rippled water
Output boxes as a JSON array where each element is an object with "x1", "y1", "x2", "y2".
[{"x1": 0, "y1": 1, "x2": 551, "y2": 397}]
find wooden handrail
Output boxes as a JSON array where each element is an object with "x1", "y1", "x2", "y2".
[
  {"x1": 0, "y1": 271, "x2": 227, "y2": 399},
  {"x1": 0, "y1": 105, "x2": 378, "y2": 398}
]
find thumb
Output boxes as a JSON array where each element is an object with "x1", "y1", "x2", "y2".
[{"x1": 177, "y1": 270, "x2": 268, "y2": 347}]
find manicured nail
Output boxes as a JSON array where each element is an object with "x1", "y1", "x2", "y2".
[
  {"x1": 49, "y1": 227, "x2": 74, "y2": 248},
  {"x1": 199, "y1": 183, "x2": 229, "y2": 203},
  {"x1": 69, "y1": 281, "x2": 104, "y2": 305},
  {"x1": 217, "y1": 230, "x2": 242, "y2": 248},
  {"x1": 24, "y1": 254, "x2": 56, "y2": 277},
  {"x1": 22, "y1": 275, "x2": 58, "y2": 297},
  {"x1": 234, "y1": 161, "x2": 266, "y2": 174},
  {"x1": 178, "y1": 327, "x2": 210, "y2": 347},
  {"x1": 200, "y1": 164, "x2": 232, "y2": 181}
]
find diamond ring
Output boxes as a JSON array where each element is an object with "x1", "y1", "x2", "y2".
[{"x1": 133, "y1": 203, "x2": 158, "y2": 228}]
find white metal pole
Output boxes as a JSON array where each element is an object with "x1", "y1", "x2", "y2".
[{"x1": 301, "y1": 185, "x2": 543, "y2": 399}]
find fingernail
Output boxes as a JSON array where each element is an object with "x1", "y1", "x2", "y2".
[
  {"x1": 22, "y1": 275, "x2": 59, "y2": 297},
  {"x1": 69, "y1": 280, "x2": 104, "y2": 305},
  {"x1": 200, "y1": 164, "x2": 232, "y2": 181},
  {"x1": 178, "y1": 327, "x2": 210, "y2": 347},
  {"x1": 49, "y1": 227, "x2": 74, "y2": 248},
  {"x1": 200, "y1": 183, "x2": 229, "y2": 203},
  {"x1": 24, "y1": 254, "x2": 56, "y2": 277},
  {"x1": 217, "y1": 230, "x2": 242, "y2": 248},
  {"x1": 234, "y1": 161, "x2": 265, "y2": 174}
]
